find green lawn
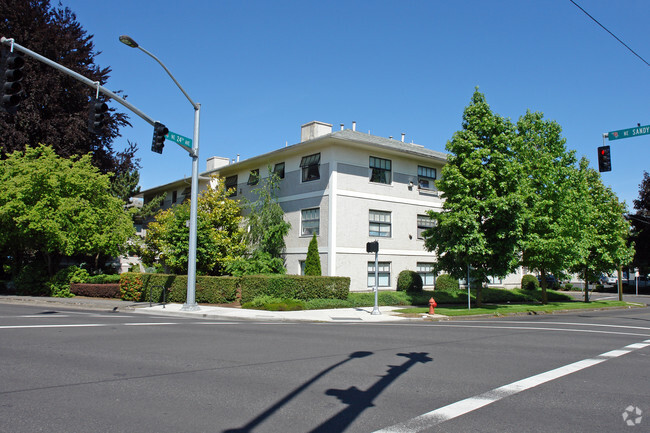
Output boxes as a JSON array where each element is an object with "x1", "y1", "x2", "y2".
[{"x1": 395, "y1": 300, "x2": 641, "y2": 317}]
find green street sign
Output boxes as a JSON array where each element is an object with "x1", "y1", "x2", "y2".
[
  {"x1": 165, "y1": 130, "x2": 193, "y2": 149},
  {"x1": 608, "y1": 124, "x2": 650, "y2": 141}
]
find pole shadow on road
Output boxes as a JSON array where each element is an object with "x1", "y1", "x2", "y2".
[{"x1": 223, "y1": 351, "x2": 432, "y2": 433}]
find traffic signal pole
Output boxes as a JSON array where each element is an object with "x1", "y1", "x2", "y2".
[
  {"x1": 1, "y1": 37, "x2": 157, "y2": 128},
  {"x1": 2, "y1": 35, "x2": 201, "y2": 311}
]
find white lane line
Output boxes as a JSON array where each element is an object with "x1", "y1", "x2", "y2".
[
  {"x1": 18, "y1": 315, "x2": 71, "y2": 318},
  {"x1": 0, "y1": 324, "x2": 107, "y2": 329},
  {"x1": 431, "y1": 323, "x2": 650, "y2": 337},
  {"x1": 463, "y1": 320, "x2": 650, "y2": 331},
  {"x1": 375, "y1": 339, "x2": 650, "y2": 433}
]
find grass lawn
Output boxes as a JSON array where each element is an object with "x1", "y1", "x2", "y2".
[{"x1": 394, "y1": 300, "x2": 642, "y2": 317}]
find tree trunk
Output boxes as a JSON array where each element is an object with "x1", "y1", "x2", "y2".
[
  {"x1": 540, "y1": 269, "x2": 548, "y2": 304},
  {"x1": 583, "y1": 267, "x2": 589, "y2": 303}
]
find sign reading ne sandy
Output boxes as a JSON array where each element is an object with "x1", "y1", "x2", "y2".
[{"x1": 608, "y1": 124, "x2": 650, "y2": 141}]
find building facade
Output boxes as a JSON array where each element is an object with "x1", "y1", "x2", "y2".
[{"x1": 140, "y1": 121, "x2": 524, "y2": 291}]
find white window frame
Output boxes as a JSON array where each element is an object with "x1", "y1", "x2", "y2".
[
  {"x1": 417, "y1": 262, "x2": 436, "y2": 286},
  {"x1": 418, "y1": 165, "x2": 437, "y2": 190},
  {"x1": 417, "y1": 214, "x2": 435, "y2": 239},
  {"x1": 368, "y1": 261, "x2": 391, "y2": 287},
  {"x1": 301, "y1": 207, "x2": 320, "y2": 236},
  {"x1": 369, "y1": 210, "x2": 391, "y2": 237}
]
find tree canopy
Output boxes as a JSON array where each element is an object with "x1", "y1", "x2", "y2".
[
  {"x1": 424, "y1": 89, "x2": 525, "y2": 305},
  {"x1": 0, "y1": 0, "x2": 135, "y2": 175},
  {"x1": 143, "y1": 177, "x2": 246, "y2": 275},
  {"x1": 0, "y1": 144, "x2": 134, "y2": 275},
  {"x1": 424, "y1": 89, "x2": 633, "y2": 304},
  {"x1": 631, "y1": 171, "x2": 650, "y2": 274}
]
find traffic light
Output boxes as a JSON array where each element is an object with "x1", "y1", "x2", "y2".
[
  {"x1": 152, "y1": 121, "x2": 168, "y2": 154},
  {"x1": 88, "y1": 97, "x2": 108, "y2": 134},
  {"x1": 597, "y1": 145, "x2": 611, "y2": 172},
  {"x1": 0, "y1": 49, "x2": 25, "y2": 114}
]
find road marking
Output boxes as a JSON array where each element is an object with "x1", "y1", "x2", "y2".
[
  {"x1": 429, "y1": 323, "x2": 650, "y2": 337},
  {"x1": 375, "y1": 339, "x2": 650, "y2": 433}
]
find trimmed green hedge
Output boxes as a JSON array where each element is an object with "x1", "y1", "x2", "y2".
[
  {"x1": 435, "y1": 274, "x2": 460, "y2": 291},
  {"x1": 118, "y1": 273, "x2": 350, "y2": 305},
  {"x1": 239, "y1": 275, "x2": 349, "y2": 304}
]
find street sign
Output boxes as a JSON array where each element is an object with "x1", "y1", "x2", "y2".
[
  {"x1": 165, "y1": 130, "x2": 192, "y2": 149},
  {"x1": 607, "y1": 124, "x2": 650, "y2": 141}
]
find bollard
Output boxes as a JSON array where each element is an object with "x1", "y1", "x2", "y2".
[{"x1": 429, "y1": 297, "x2": 437, "y2": 315}]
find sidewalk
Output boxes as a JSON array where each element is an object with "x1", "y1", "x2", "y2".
[{"x1": 0, "y1": 295, "x2": 443, "y2": 323}]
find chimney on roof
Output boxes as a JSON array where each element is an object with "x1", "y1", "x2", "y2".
[
  {"x1": 401, "y1": 133, "x2": 405, "y2": 142},
  {"x1": 340, "y1": 123, "x2": 344, "y2": 131},
  {"x1": 352, "y1": 121, "x2": 356, "y2": 131},
  {"x1": 301, "y1": 121, "x2": 332, "y2": 142},
  {"x1": 206, "y1": 156, "x2": 230, "y2": 171}
]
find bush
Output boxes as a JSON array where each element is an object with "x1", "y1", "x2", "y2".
[
  {"x1": 119, "y1": 273, "x2": 143, "y2": 301},
  {"x1": 304, "y1": 233, "x2": 322, "y2": 276},
  {"x1": 14, "y1": 262, "x2": 49, "y2": 295},
  {"x1": 435, "y1": 274, "x2": 459, "y2": 292},
  {"x1": 87, "y1": 274, "x2": 120, "y2": 284},
  {"x1": 70, "y1": 283, "x2": 120, "y2": 298},
  {"x1": 397, "y1": 270, "x2": 423, "y2": 293},
  {"x1": 521, "y1": 274, "x2": 539, "y2": 291},
  {"x1": 242, "y1": 295, "x2": 305, "y2": 311},
  {"x1": 239, "y1": 275, "x2": 349, "y2": 304}
]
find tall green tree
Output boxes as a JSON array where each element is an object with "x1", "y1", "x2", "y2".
[
  {"x1": 424, "y1": 89, "x2": 525, "y2": 306},
  {"x1": 225, "y1": 169, "x2": 291, "y2": 276},
  {"x1": 143, "y1": 177, "x2": 246, "y2": 275},
  {"x1": 630, "y1": 171, "x2": 650, "y2": 274},
  {"x1": 0, "y1": 144, "x2": 134, "y2": 275},
  {"x1": 516, "y1": 111, "x2": 585, "y2": 303},
  {"x1": 569, "y1": 159, "x2": 633, "y2": 301},
  {"x1": 0, "y1": 0, "x2": 136, "y2": 175},
  {"x1": 304, "y1": 233, "x2": 321, "y2": 276}
]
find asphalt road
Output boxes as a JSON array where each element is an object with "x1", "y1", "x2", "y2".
[{"x1": 1, "y1": 302, "x2": 648, "y2": 433}]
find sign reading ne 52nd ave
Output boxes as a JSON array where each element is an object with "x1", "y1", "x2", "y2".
[{"x1": 608, "y1": 124, "x2": 650, "y2": 141}]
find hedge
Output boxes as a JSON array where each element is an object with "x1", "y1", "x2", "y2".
[
  {"x1": 118, "y1": 273, "x2": 349, "y2": 305},
  {"x1": 70, "y1": 283, "x2": 120, "y2": 298},
  {"x1": 239, "y1": 275, "x2": 350, "y2": 304}
]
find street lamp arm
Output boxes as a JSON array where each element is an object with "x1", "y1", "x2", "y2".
[{"x1": 136, "y1": 45, "x2": 198, "y2": 110}]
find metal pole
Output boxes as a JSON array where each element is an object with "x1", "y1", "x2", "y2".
[
  {"x1": 0, "y1": 37, "x2": 155, "y2": 126},
  {"x1": 182, "y1": 104, "x2": 200, "y2": 311},
  {"x1": 467, "y1": 263, "x2": 471, "y2": 310},
  {"x1": 120, "y1": 36, "x2": 200, "y2": 311},
  {"x1": 371, "y1": 250, "x2": 380, "y2": 315}
]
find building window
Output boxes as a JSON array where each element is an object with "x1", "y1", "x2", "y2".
[
  {"x1": 369, "y1": 210, "x2": 391, "y2": 237},
  {"x1": 417, "y1": 262, "x2": 436, "y2": 286},
  {"x1": 370, "y1": 156, "x2": 392, "y2": 184},
  {"x1": 418, "y1": 166, "x2": 436, "y2": 190},
  {"x1": 225, "y1": 175, "x2": 238, "y2": 197},
  {"x1": 301, "y1": 208, "x2": 320, "y2": 236},
  {"x1": 368, "y1": 261, "x2": 391, "y2": 287},
  {"x1": 247, "y1": 169, "x2": 260, "y2": 185},
  {"x1": 300, "y1": 153, "x2": 320, "y2": 182},
  {"x1": 417, "y1": 214, "x2": 435, "y2": 239},
  {"x1": 172, "y1": 190, "x2": 177, "y2": 204},
  {"x1": 273, "y1": 162, "x2": 285, "y2": 179},
  {"x1": 300, "y1": 260, "x2": 306, "y2": 276}
]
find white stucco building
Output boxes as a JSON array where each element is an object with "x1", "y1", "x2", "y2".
[{"x1": 139, "y1": 120, "x2": 524, "y2": 291}]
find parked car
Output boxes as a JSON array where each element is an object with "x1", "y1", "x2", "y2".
[{"x1": 599, "y1": 274, "x2": 618, "y2": 286}]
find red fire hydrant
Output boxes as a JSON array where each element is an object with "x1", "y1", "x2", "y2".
[{"x1": 429, "y1": 297, "x2": 437, "y2": 315}]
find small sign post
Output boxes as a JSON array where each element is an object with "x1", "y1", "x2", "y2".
[{"x1": 366, "y1": 241, "x2": 381, "y2": 315}]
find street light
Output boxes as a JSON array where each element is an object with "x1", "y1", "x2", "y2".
[{"x1": 120, "y1": 34, "x2": 200, "y2": 311}]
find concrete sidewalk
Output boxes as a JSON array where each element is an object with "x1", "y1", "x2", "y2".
[{"x1": 0, "y1": 295, "x2": 443, "y2": 323}]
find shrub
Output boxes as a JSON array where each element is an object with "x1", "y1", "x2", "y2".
[
  {"x1": 14, "y1": 262, "x2": 49, "y2": 295},
  {"x1": 87, "y1": 274, "x2": 120, "y2": 284},
  {"x1": 119, "y1": 273, "x2": 143, "y2": 301},
  {"x1": 304, "y1": 233, "x2": 322, "y2": 276},
  {"x1": 397, "y1": 270, "x2": 423, "y2": 292},
  {"x1": 521, "y1": 274, "x2": 539, "y2": 291},
  {"x1": 239, "y1": 275, "x2": 349, "y2": 304},
  {"x1": 70, "y1": 283, "x2": 120, "y2": 298},
  {"x1": 435, "y1": 274, "x2": 459, "y2": 291}
]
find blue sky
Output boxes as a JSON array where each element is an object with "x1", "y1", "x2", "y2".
[{"x1": 61, "y1": 0, "x2": 649, "y2": 209}]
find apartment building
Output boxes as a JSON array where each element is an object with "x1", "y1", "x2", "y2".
[{"x1": 139, "y1": 120, "x2": 523, "y2": 290}]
